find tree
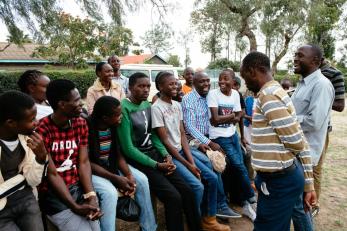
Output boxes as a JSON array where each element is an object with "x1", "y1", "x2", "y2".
[
  {"x1": 99, "y1": 26, "x2": 134, "y2": 57},
  {"x1": 141, "y1": 24, "x2": 173, "y2": 54},
  {"x1": 167, "y1": 54, "x2": 181, "y2": 67},
  {"x1": 33, "y1": 13, "x2": 102, "y2": 68},
  {"x1": 191, "y1": 0, "x2": 226, "y2": 61},
  {"x1": 177, "y1": 31, "x2": 192, "y2": 67},
  {"x1": 0, "y1": 0, "x2": 169, "y2": 48},
  {"x1": 207, "y1": 58, "x2": 240, "y2": 71},
  {"x1": 306, "y1": 0, "x2": 346, "y2": 59}
]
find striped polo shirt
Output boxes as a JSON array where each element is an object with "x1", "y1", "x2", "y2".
[
  {"x1": 320, "y1": 63, "x2": 345, "y2": 101},
  {"x1": 251, "y1": 80, "x2": 314, "y2": 192}
]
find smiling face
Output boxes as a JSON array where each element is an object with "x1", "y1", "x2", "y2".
[
  {"x1": 218, "y1": 71, "x2": 234, "y2": 95},
  {"x1": 97, "y1": 63, "x2": 114, "y2": 83},
  {"x1": 60, "y1": 89, "x2": 83, "y2": 118},
  {"x1": 129, "y1": 77, "x2": 151, "y2": 102},
  {"x1": 193, "y1": 72, "x2": 210, "y2": 97},
  {"x1": 159, "y1": 75, "x2": 177, "y2": 98},
  {"x1": 183, "y1": 67, "x2": 194, "y2": 85},
  {"x1": 293, "y1": 45, "x2": 319, "y2": 77}
]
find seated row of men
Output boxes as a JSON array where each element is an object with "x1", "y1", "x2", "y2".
[{"x1": 0, "y1": 66, "x2": 257, "y2": 231}]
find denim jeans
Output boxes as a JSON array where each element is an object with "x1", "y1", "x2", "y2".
[
  {"x1": 213, "y1": 133, "x2": 255, "y2": 202},
  {"x1": 173, "y1": 148, "x2": 223, "y2": 216},
  {"x1": 254, "y1": 160, "x2": 305, "y2": 231},
  {"x1": 292, "y1": 194, "x2": 314, "y2": 231},
  {"x1": 92, "y1": 165, "x2": 157, "y2": 231}
]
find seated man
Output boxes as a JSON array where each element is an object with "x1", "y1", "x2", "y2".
[
  {"x1": 152, "y1": 72, "x2": 231, "y2": 231},
  {"x1": 181, "y1": 71, "x2": 241, "y2": 219},
  {"x1": 117, "y1": 72, "x2": 201, "y2": 231},
  {"x1": 0, "y1": 91, "x2": 48, "y2": 231},
  {"x1": 88, "y1": 96, "x2": 156, "y2": 231},
  {"x1": 207, "y1": 69, "x2": 256, "y2": 221},
  {"x1": 37, "y1": 79, "x2": 102, "y2": 231}
]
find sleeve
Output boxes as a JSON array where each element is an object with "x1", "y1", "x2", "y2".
[
  {"x1": 298, "y1": 82, "x2": 334, "y2": 132},
  {"x1": 233, "y1": 91, "x2": 241, "y2": 112},
  {"x1": 332, "y1": 71, "x2": 345, "y2": 100},
  {"x1": 79, "y1": 119, "x2": 88, "y2": 146},
  {"x1": 151, "y1": 131, "x2": 169, "y2": 157},
  {"x1": 207, "y1": 91, "x2": 218, "y2": 108},
  {"x1": 182, "y1": 97, "x2": 210, "y2": 145},
  {"x1": 151, "y1": 104, "x2": 165, "y2": 128},
  {"x1": 178, "y1": 103, "x2": 183, "y2": 121},
  {"x1": 239, "y1": 92, "x2": 246, "y2": 109},
  {"x1": 117, "y1": 105, "x2": 157, "y2": 168},
  {"x1": 86, "y1": 88, "x2": 96, "y2": 115},
  {"x1": 260, "y1": 94, "x2": 314, "y2": 191}
]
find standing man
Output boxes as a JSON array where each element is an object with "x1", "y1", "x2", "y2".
[
  {"x1": 182, "y1": 67, "x2": 194, "y2": 95},
  {"x1": 108, "y1": 55, "x2": 129, "y2": 96},
  {"x1": 292, "y1": 45, "x2": 334, "y2": 218},
  {"x1": 240, "y1": 51, "x2": 316, "y2": 231}
]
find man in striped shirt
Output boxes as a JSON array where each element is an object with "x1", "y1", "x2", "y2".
[{"x1": 240, "y1": 51, "x2": 316, "y2": 231}]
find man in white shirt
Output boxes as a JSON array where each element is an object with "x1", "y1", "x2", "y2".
[{"x1": 108, "y1": 55, "x2": 129, "y2": 96}]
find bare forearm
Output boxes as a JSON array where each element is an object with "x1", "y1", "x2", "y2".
[{"x1": 79, "y1": 160, "x2": 94, "y2": 194}]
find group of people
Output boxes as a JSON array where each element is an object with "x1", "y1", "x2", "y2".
[{"x1": 0, "y1": 44, "x2": 344, "y2": 231}]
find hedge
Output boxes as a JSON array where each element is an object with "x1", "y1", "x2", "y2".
[{"x1": 0, "y1": 70, "x2": 97, "y2": 98}]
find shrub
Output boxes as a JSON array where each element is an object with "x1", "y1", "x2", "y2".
[{"x1": 0, "y1": 70, "x2": 97, "y2": 98}]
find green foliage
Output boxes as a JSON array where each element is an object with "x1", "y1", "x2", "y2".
[
  {"x1": 141, "y1": 24, "x2": 173, "y2": 54},
  {"x1": 207, "y1": 58, "x2": 240, "y2": 71},
  {"x1": 0, "y1": 70, "x2": 97, "y2": 98},
  {"x1": 99, "y1": 26, "x2": 134, "y2": 57},
  {"x1": 167, "y1": 54, "x2": 181, "y2": 67},
  {"x1": 34, "y1": 13, "x2": 102, "y2": 68}
]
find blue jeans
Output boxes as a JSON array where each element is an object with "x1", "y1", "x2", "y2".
[
  {"x1": 92, "y1": 165, "x2": 157, "y2": 231},
  {"x1": 292, "y1": 194, "x2": 314, "y2": 231},
  {"x1": 213, "y1": 133, "x2": 255, "y2": 202},
  {"x1": 254, "y1": 161, "x2": 305, "y2": 231}
]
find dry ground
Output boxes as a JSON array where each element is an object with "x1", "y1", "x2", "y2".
[{"x1": 118, "y1": 109, "x2": 347, "y2": 231}]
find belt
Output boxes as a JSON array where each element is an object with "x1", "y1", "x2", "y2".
[{"x1": 257, "y1": 162, "x2": 296, "y2": 179}]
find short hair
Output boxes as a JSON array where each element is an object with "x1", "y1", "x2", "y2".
[
  {"x1": 308, "y1": 44, "x2": 323, "y2": 62},
  {"x1": 219, "y1": 69, "x2": 235, "y2": 79},
  {"x1": 242, "y1": 52, "x2": 271, "y2": 73},
  {"x1": 128, "y1": 72, "x2": 149, "y2": 87},
  {"x1": 183, "y1": 67, "x2": 194, "y2": 75},
  {"x1": 107, "y1": 54, "x2": 118, "y2": 64},
  {"x1": 17, "y1": 70, "x2": 44, "y2": 94},
  {"x1": 0, "y1": 90, "x2": 35, "y2": 124},
  {"x1": 46, "y1": 79, "x2": 76, "y2": 110},
  {"x1": 91, "y1": 96, "x2": 120, "y2": 121},
  {"x1": 95, "y1": 62, "x2": 107, "y2": 75},
  {"x1": 155, "y1": 71, "x2": 174, "y2": 91}
]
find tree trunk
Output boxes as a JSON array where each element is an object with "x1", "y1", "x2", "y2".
[{"x1": 271, "y1": 33, "x2": 291, "y2": 75}]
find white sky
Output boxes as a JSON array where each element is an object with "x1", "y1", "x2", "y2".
[{"x1": 0, "y1": 0, "x2": 345, "y2": 69}]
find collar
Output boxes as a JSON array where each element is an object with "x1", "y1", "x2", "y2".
[
  {"x1": 93, "y1": 78, "x2": 121, "y2": 91},
  {"x1": 191, "y1": 89, "x2": 206, "y2": 100},
  {"x1": 257, "y1": 80, "x2": 278, "y2": 97},
  {"x1": 113, "y1": 74, "x2": 126, "y2": 80},
  {"x1": 302, "y1": 69, "x2": 320, "y2": 85}
]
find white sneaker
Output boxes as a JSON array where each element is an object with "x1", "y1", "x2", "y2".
[{"x1": 242, "y1": 202, "x2": 256, "y2": 222}]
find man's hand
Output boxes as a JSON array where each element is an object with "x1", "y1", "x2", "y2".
[
  {"x1": 198, "y1": 144, "x2": 210, "y2": 153},
  {"x1": 111, "y1": 176, "x2": 135, "y2": 194},
  {"x1": 125, "y1": 174, "x2": 136, "y2": 196},
  {"x1": 72, "y1": 201, "x2": 102, "y2": 220},
  {"x1": 27, "y1": 131, "x2": 47, "y2": 163},
  {"x1": 188, "y1": 164, "x2": 201, "y2": 180},
  {"x1": 85, "y1": 197, "x2": 103, "y2": 220},
  {"x1": 241, "y1": 136, "x2": 249, "y2": 147},
  {"x1": 157, "y1": 162, "x2": 176, "y2": 175},
  {"x1": 209, "y1": 141, "x2": 222, "y2": 152},
  {"x1": 304, "y1": 190, "x2": 317, "y2": 212}
]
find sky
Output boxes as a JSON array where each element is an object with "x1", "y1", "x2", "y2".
[{"x1": 0, "y1": 0, "x2": 345, "y2": 69}]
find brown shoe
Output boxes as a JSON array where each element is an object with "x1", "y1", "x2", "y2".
[{"x1": 201, "y1": 216, "x2": 231, "y2": 231}]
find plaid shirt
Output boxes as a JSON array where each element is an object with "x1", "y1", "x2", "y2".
[
  {"x1": 37, "y1": 116, "x2": 88, "y2": 189},
  {"x1": 182, "y1": 89, "x2": 210, "y2": 144}
]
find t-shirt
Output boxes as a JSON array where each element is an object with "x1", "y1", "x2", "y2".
[
  {"x1": 207, "y1": 88, "x2": 241, "y2": 139},
  {"x1": 37, "y1": 116, "x2": 89, "y2": 188},
  {"x1": 182, "y1": 84, "x2": 192, "y2": 95},
  {"x1": 152, "y1": 98, "x2": 183, "y2": 151},
  {"x1": 36, "y1": 103, "x2": 53, "y2": 120}
]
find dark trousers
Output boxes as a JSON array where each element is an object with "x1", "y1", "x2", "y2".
[
  {"x1": 0, "y1": 191, "x2": 44, "y2": 231},
  {"x1": 128, "y1": 150, "x2": 201, "y2": 231},
  {"x1": 254, "y1": 161, "x2": 305, "y2": 231}
]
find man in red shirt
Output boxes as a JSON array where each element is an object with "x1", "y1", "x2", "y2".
[{"x1": 37, "y1": 79, "x2": 102, "y2": 231}]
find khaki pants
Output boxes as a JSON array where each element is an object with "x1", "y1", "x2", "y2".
[{"x1": 313, "y1": 133, "x2": 329, "y2": 202}]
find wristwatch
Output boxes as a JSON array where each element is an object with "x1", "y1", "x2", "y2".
[{"x1": 83, "y1": 191, "x2": 97, "y2": 199}]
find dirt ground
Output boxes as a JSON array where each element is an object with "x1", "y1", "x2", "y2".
[{"x1": 117, "y1": 109, "x2": 347, "y2": 231}]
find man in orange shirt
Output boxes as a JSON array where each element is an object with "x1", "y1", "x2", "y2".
[{"x1": 182, "y1": 67, "x2": 194, "y2": 95}]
